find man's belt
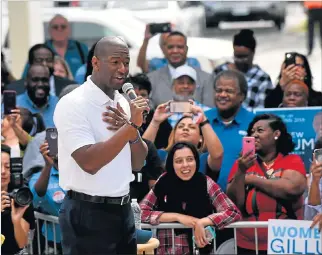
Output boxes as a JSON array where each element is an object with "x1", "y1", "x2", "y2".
[{"x1": 67, "y1": 190, "x2": 131, "y2": 205}]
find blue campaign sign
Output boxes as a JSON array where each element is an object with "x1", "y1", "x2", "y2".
[
  {"x1": 253, "y1": 107, "x2": 322, "y2": 172},
  {"x1": 267, "y1": 219, "x2": 322, "y2": 254}
]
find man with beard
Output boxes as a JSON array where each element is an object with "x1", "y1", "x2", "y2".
[
  {"x1": 16, "y1": 64, "x2": 58, "y2": 128},
  {"x1": 214, "y1": 29, "x2": 273, "y2": 110},
  {"x1": 7, "y1": 44, "x2": 76, "y2": 97},
  {"x1": 205, "y1": 70, "x2": 254, "y2": 192}
]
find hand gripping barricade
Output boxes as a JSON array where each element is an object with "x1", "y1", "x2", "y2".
[{"x1": 28, "y1": 212, "x2": 269, "y2": 255}]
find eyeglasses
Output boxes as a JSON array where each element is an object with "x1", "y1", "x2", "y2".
[
  {"x1": 51, "y1": 24, "x2": 67, "y2": 30},
  {"x1": 30, "y1": 77, "x2": 49, "y2": 83}
]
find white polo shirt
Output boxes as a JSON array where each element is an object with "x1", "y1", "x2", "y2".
[{"x1": 53, "y1": 76, "x2": 133, "y2": 197}]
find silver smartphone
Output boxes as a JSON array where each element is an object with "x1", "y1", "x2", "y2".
[
  {"x1": 169, "y1": 101, "x2": 191, "y2": 113},
  {"x1": 314, "y1": 148, "x2": 322, "y2": 163}
]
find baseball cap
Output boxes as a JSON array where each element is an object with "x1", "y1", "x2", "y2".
[{"x1": 172, "y1": 65, "x2": 197, "y2": 82}]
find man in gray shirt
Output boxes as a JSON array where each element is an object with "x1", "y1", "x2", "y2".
[{"x1": 147, "y1": 31, "x2": 215, "y2": 108}]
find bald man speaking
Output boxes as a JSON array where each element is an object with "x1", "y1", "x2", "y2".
[{"x1": 54, "y1": 36, "x2": 149, "y2": 254}]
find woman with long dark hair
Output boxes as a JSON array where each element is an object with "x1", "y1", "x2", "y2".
[
  {"x1": 265, "y1": 52, "x2": 322, "y2": 107},
  {"x1": 227, "y1": 114, "x2": 307, "y2": 254},
  {"x1": 1, "y1": 107, "x2": 45, "y2": 157}
]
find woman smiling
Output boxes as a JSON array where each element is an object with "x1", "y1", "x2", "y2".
[
  {"x1": 227, "y1": 114, "x2": 307, "y2": 254},
  {"x1": 140, "y1": 142, "x2": 241, "y2": 255}
]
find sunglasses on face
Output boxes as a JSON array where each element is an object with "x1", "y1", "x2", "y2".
[
  {"x1": 31, "y1": 77, "x2": 49, "y2": 83},
  {"x1": 51, "y1": 24, "x2": 67, "y2": 30}
]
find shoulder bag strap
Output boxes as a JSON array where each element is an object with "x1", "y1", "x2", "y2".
[
  {"x1": 257, "y1": 162, "x2": 297, "y2": 220},
  {"x1": 75, "y1": 41, "x2": 85, "y2": 64}
]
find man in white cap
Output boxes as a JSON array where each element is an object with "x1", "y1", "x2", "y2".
[
  {"x1": 168, "y1": 65, "x2": 211, "y2": 127},
  {"x1": 147, "y1": 31, "x2": 214, "y2": 108}
]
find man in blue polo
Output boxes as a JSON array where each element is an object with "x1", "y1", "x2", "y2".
[
  {"x1": 29, "y1": 140, "x2": 64, "y2": 254},
  {"x1": 17, "y1": 64, "x2": 58, "y2": 128},
  {"x1": 205, "y1": 69, "x2": 254, "y2": 192}
]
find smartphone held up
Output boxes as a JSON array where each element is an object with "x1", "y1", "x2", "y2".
[
  {"x1": 242, "y1": 137, "x2": 255, "y2": 156},
  {"x1": 285, "y1": 52, "x2": 296, "y2": 67},
  {"x1": 314, "y1": 148, "x2": 322, "y2": 163},
  {"x1": 46, "y1": 128, "x2": 58, "y2": 158},
  {"x1": 3, "y1": 90, "x2": 16, "y2": 115},
  {"x1": 149, "y1": 22, "x2": 172, "y2": 35}
]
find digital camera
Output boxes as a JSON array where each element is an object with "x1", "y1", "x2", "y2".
[{"x1": 8, "y1": 158, "x2": 33, "y2": 207}]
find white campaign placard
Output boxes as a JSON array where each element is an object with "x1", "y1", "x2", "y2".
[{"x1": 268, "y1": 219, "x2": 322, "y2": 254}]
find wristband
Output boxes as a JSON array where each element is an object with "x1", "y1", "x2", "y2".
[
  {"x1": 128, "y1": 121, "x2": 140, "y2": 130},
  {"x1": 129, "y1": 131, "x2": 141, "y2": 145},
  {"x1": 199, "y1": 119, "x2": 210, "y2": 128}
]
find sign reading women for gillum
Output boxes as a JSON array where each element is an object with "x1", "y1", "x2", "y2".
[
  {"x1": 268, "y1": 219, "x2": 322, "y2": 254},
  {"x1": 253, "y1": 107, "x2": 322, "y2": 172}
]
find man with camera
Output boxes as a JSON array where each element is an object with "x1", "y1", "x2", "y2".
[{"x1": 1, "y1": 144, "x2": 35, "y2": 254}]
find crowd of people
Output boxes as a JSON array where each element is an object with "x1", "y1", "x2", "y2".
[{"x1": 1, "y1": 11, "x2": 322, "y2": 255}]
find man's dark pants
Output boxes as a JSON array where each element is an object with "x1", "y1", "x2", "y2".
[
  {"x1": 307, "y1": 8, "x2": 322, "y2": 54},
  {"x1": 59, "y1": 195, "x2": 137, "y2": 255}
]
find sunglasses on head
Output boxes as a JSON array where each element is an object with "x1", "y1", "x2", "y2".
[{"x1": 51, "y1": 24, "x2": 67, "y2": 30}]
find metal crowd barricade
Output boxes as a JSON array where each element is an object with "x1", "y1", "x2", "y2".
[
  {"x1": 28, "y1": 212, "x2": 60, "y2": 255},
  {"x1": 30, "y1": 212, "x2": 268, "y2": 255},
  {"x1": 141, "y1": 221, "x2": 268, "y2": 254}
]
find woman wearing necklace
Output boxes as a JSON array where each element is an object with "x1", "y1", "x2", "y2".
[{"x1": 226, "y1": 114, "x2": 307, "y2": 255}]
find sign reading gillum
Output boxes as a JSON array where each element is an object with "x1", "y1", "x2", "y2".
[
  {"x1": 268, "y1": 219, "x2": 322, "y2": 254},
  {"x1": 253, "y1": 107, "x2": 322, "y2": 172}
]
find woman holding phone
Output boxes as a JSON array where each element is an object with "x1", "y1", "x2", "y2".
[
  {"x1": 226, "y1": 114, "x2": 307, "y2": 255},
  {"x1": 1, "y1": 107, "x2": 45, "y2": 157},
  {"x1": 143, "y1": 103, "x2": 224, "y2": 177},
  {"x1": 305, "y1": 139, "x2": 322, "y2": 226},
  {"x1": 265, "y1": 52, "x2": 322, "y2": 107},
  {"x1": 140, "y1": 142, "x2": 241, "y2": 255}
]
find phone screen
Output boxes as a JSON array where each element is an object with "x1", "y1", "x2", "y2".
[
  {"x1": 3, "y1": 90, "x2": 16, "y2": 115},
  {"x1": 46, "y1": 128, "x2": 58, "y2": 158}
]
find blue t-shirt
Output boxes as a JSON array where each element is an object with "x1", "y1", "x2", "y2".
[
  {"x1": 158, "y1": 149, "x2": 209, "y2": 174},
  {"x1": 205, "y1": 107, "x2": 255, "y2": 191},
  {"x1": 21, "y1": 40, "x2": 88, "y2": 78},
  {"x1": 74, "y1": 64, "x2": 87, "y2": 84},
  {"x1": 149, "y1": 57, "x2": 201, "y2": 72},
  {"x1": 29, "y1": 167, "x2": 66, "y2": 243},
  {"x1": 16, "y1": 92, "x2": 58, "y2": 128}
]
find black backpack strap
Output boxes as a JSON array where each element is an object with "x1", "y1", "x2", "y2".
[
  {"x1": 75, "y1": 41, "x2": 86, "y2": 64},
  {"x1": 251, "y1": 189, "x2": 259, "y2": 221}
]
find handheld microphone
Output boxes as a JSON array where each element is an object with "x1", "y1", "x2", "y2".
[{"x1": 122, "y1": 83, "x2": 149, "y2": 116}]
